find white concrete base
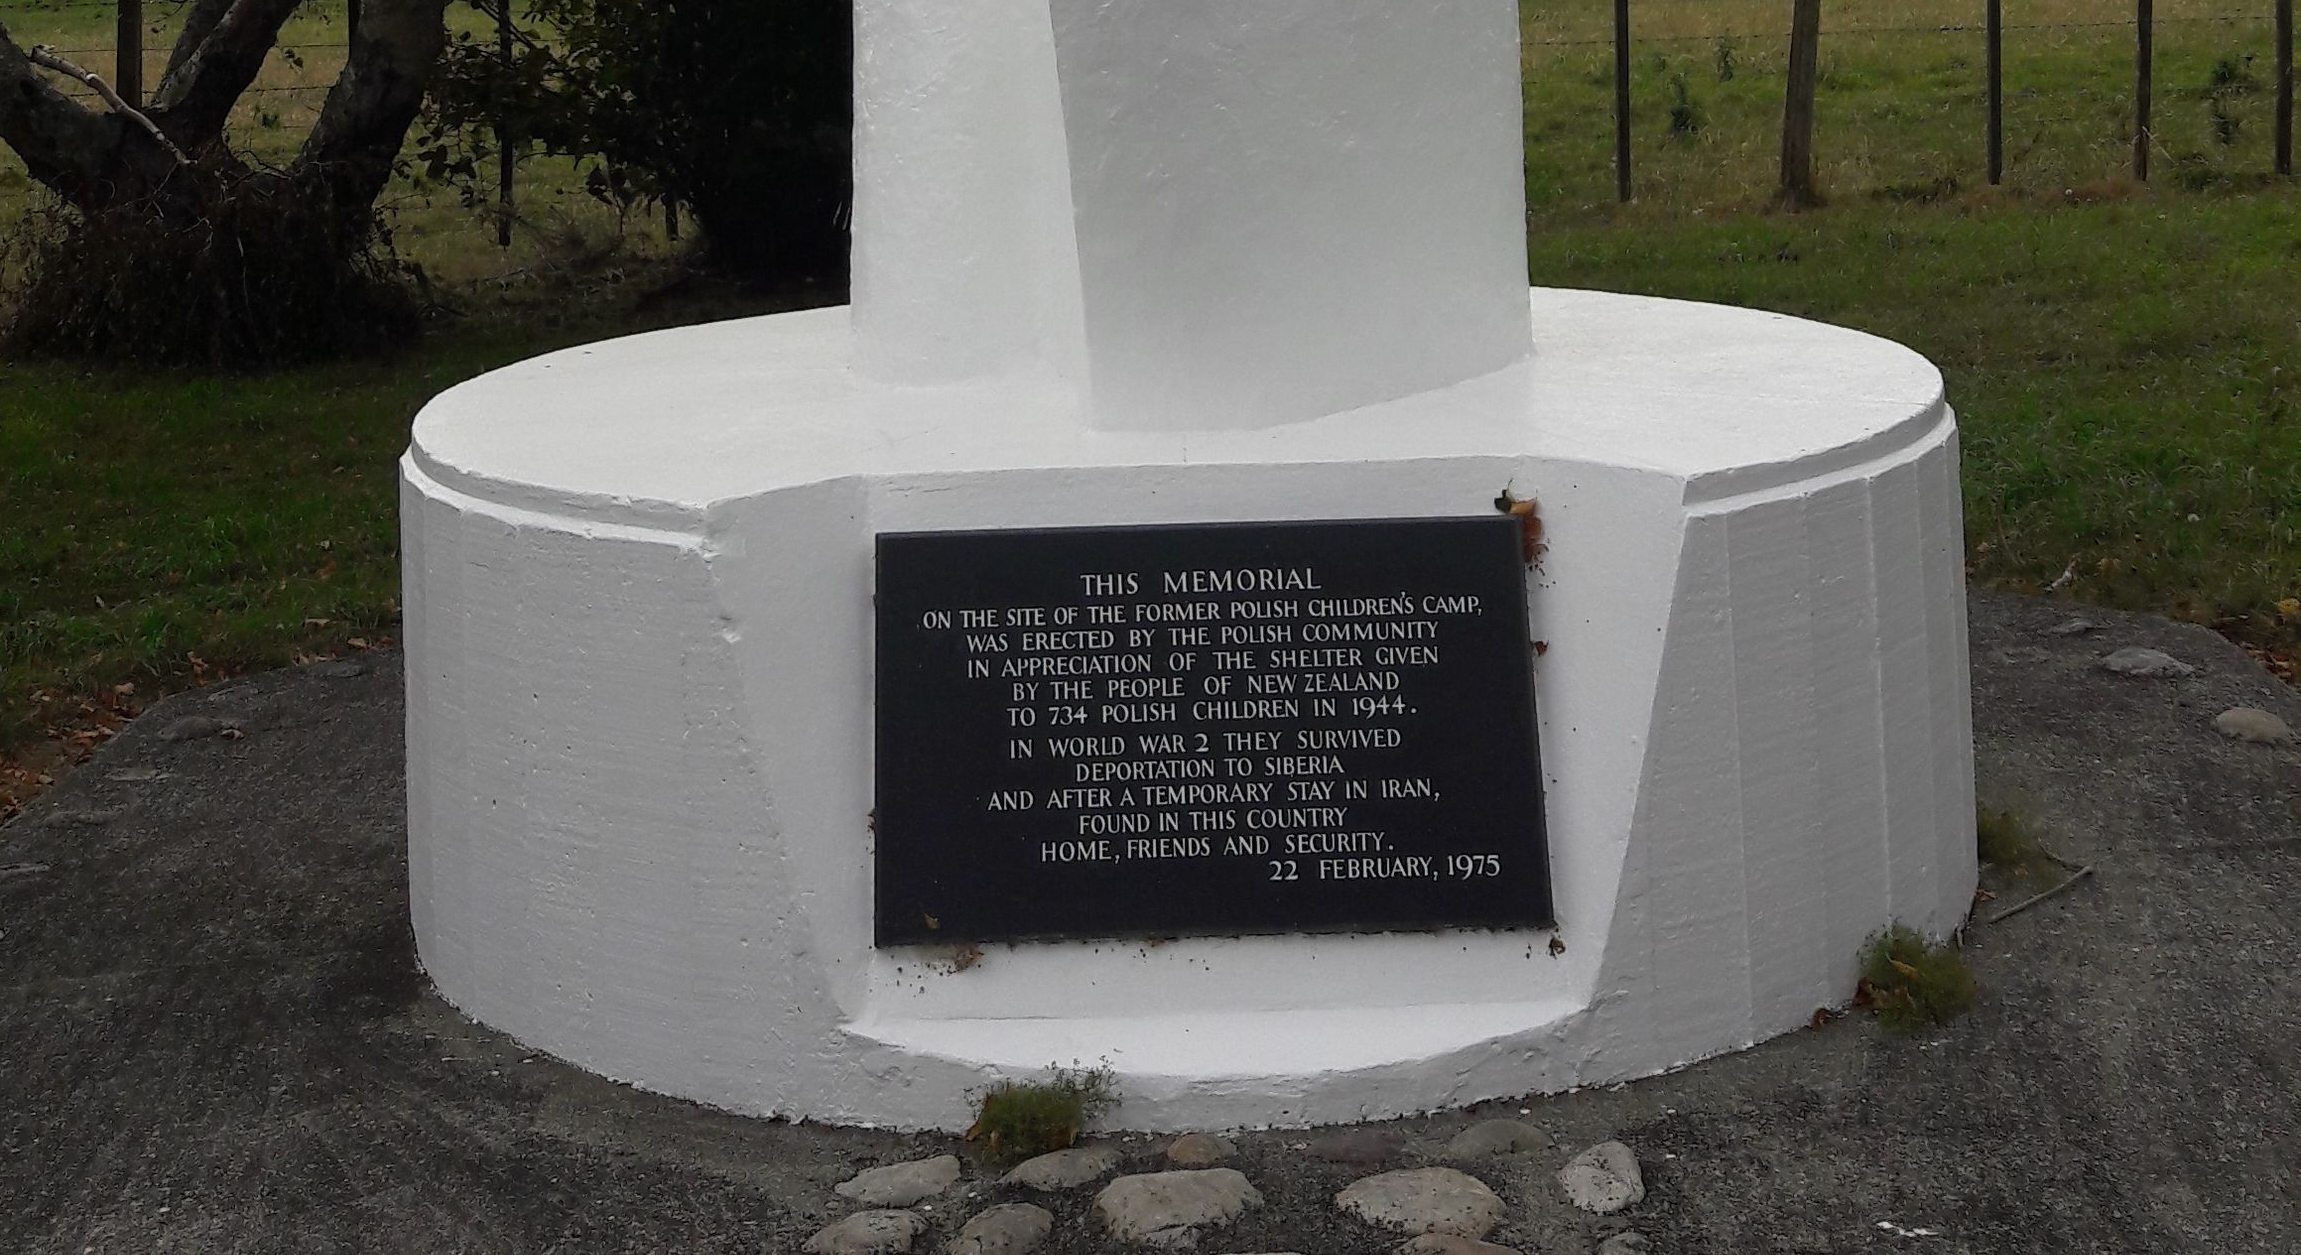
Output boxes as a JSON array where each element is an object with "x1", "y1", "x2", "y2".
[{"x1": 400, "y1": 288, "x2": 1977, "y2": 1132}]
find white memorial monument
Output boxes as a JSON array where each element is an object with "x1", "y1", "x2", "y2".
[{"x1": 401, "y1": 0, "x2": 1976, "y2": 1130}]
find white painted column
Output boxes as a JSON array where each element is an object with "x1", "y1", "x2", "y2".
[{"x1": 850, "y1": 0, "x2": 1535, "y2": 429}]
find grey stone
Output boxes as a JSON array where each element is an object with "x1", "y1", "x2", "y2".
[
  {"x1": 2214, "y1": 707, "x2": 2296, "y2": 745},
  {"x1": 835, "y1": 1155, "x2": 962, "y2": 1207},
  {"x1": 1001, "y1": 1144, "x2": 1124, "y2": 1191},
  {"x1": 1400, "y1": 1237, "x2": 1522, "y2": 1255},
  {"x1": 38, "y1": 808, "x2": 115, "y2": 829},
  {"x1": 1092, "y1": 1169, "x2": 1262, "y2": 1245},
  {"x1": 1595, "y1": 1235, "x2": 1652, "y2": 1255},
  {"x1": 1335, "y1": 1168, "x2": 1505, "y2": 1238},
  {"x1": 0, "y1": 862, "x2": 53, "y2": 880},
  {"x1": 802, "y1": 1210, "x2": 927, "y2": 1255},
  {"x1": 2099, "y1": 647, "x2": 2196, "y2": 678},
  {"x1": 1558, "y1": 1141, "x2": 1645, "y2": 1215},
  {"x1": 104, "y1": 767, "x2": 169, "y2": 782},
  {"x1": 2044, "y1": 618, "x2": 2098, "y2": 636},
  {"x1": 1304, "y1": 1128, "x2": 1397, "y2": 1165},
  {"x1": 1164, "y1": 1133, "x2": 1237, "y2": 1167},
  {"x1": 159, "y1": 715, "x2": 236, "y2": 742},
  {"x1": 1444, "y1": 1119, "x2": 1553, "y2": 1159},
  {"x1": 310, "y1": 659, "x2": 369, "y2": 679},
  {"x1": 1995, "y1": 645, "x2": 2052, "y2": 665},
  {"x1": 944, "y1": 1202, "x2": 1052, "y2": 1255}
]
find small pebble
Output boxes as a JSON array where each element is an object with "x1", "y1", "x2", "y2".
[
  {"x1": 1165, "y1": 1132, "x2": 1237, "y2": 1167},
  {"x1": 310, "y1": 659, "x2": 369, "y2": 679},
  {"x1": 159, "y1": 715, "x2": 237, "y2": 742},
  {"x1": 1558, "y1": 1141, "x2": 1645, "y2": 1215},
  {"x1": 2044, "y1": 618, "x2": 2097, "y2": 636},
  {"x1": 2214, "y1": 707, "x2": 2295, "y2": 745},
  {"x1": 835, "y1": 1155, "x2": 962, "y2": 1208},
  {"x1": 1001, "y1": 1145, "x2": 1123, "y2": 1191},
  {"x1": 2099, "y1": 647, "x2": 2196, "y2": 679},
  {"x1": 1445, "y1": 1119, "x2": 1553, "y2": 1158},
  {"x1": 802, "y1": 1210, "x2": 926, "y2": 1255},
  {"x1": 1596, "y1": 1235, "x2": 1653, "y2": 1255},
  {"x1": 944, "y1": 1202, "x2": 1053, "y2": 1255},
  {"x1": 1093, "y1": 1169, "x2": 1262, "y2": 1244},
  {"x1": 1335, "y1": 1167, "x2": 1504, "y2": 1238}
]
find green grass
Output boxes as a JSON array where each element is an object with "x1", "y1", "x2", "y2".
[
  {"x1": 1520, "y1": 0, "x2": 2292, "y2": 217},
  {"x1": 1859, "y1": 923, "x2": 1979, "y2": 1034},
  {"x1": 966, "y1": 1064, "x2": 1118, "y2": 1163},
  {"x1": 1528, "y1": 191, "x2": 2301, "y2": 633},
  {"x1": 2, "y1": 333, "x2": 496, "y2": 742},
  {"x1": 0, "y1": 297, "x2": 779, "y2": 748}
]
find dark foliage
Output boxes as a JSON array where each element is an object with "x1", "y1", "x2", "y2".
[
  {"x1": 424, "y1": 0, "x2": 852, "y2": 288},
  {"x1": 4, "y1": 167, "x2": 419, "y2": 368}
]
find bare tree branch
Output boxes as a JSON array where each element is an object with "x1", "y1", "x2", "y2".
[
  {"x1": 0, "y1": 20, "x2": 120, "y2": 203},
  {"x1": 147, "y1": 0, "x2": 303, "y2": 145},
  {"x1": 28, "y1": 45, "x2": 189, "y2": 166}
]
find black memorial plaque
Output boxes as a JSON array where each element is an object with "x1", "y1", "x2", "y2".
[{"x1": 873, "y1": 517, "x2": 1551, "y2": 946}]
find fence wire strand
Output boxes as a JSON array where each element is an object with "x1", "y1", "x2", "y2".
[{"x1": 11, "y1": 3, "x2": 2299, "y2": 204}]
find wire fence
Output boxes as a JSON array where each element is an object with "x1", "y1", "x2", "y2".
[
  {"x1": 1523, "y1": 0, "x2": 2293, "y2": 205},
  {"x1": 4, "y1": 1, "x2": 2296, "y2": 220}
]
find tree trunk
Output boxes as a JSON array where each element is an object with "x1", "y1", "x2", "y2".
[
  {"x1": 301, "y1": 0, "x2": 450, "y2": 213},
  {"x1": 1, "y1": 0, "x2": 448, "y2": 217},
  {"x1": 1, "y1": 0, "x2": 453, "y2": 365}
]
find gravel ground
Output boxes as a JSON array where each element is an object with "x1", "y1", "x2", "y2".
[{"x1": 3, "y1": 591, "x2": 2295, "y2": 1254}]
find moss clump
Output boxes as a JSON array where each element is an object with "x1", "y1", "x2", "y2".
[
  {"x1": 966, "y1": 1063, "x2": 1117, "y2": 1163},
  {"x1": 1975, "y1": 806, "x2": 2051, "y2": 877},
  {"x1": 1858, "y1": 924, "x2": 1976, "y2": 1034}
]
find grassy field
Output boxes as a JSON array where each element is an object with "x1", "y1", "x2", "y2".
[
  {"x1": 1519, "y1": 0, "x2": 2294, "y2": 217},
  {"x1": 1, "y1": 1, "x2": 2298, "y2": 810}
]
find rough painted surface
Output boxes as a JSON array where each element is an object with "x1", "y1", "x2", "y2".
[
  {"x1": 400, "y1": 289, "x2": 1976, "y2": 1131},
  {"x1": 849, "y1": 0, "x2": 1530, "y2": 428}
]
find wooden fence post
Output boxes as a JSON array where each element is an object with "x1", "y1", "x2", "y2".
[
  {"x1": 115, "y1": 0, "x2": 141, "y2": 107},
  {"x1": 1780, "y1": 0, "x2": 1822, "y2": 206},
  {"x1": 1614, "y1": 0, "x2": 1632, "y2": 202},
  {"x1": 1986, "y1": 0, "x2": 2003, "y2": 183},
  {"x1": 497, "y1": 0, "x2": 514, "y2": 248},
  {"x1": 2278, "y1": 0, "x2": 2294, "y2": 176},
  {"x1": 2135, "y1": 0, "x2": 2153, "y2": 182}
]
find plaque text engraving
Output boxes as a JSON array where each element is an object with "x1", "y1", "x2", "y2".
[{"x1": 873, "y1": 517, "x2": 1550, "y2": 945}]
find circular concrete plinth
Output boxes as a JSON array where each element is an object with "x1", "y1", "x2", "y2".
[{"x1": 402, "y1": 288, "x2": 1975, "y2": 1130}]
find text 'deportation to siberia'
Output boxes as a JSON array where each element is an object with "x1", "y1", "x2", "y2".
[{"x1": 872, "y1": 517, "x2": 1552, "y2": 946}]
